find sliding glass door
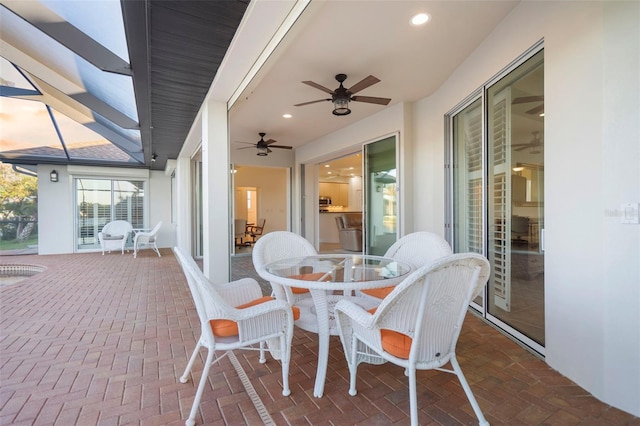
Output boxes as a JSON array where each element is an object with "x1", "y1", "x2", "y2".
[
  {"x1": 450, "y1": 47, "x2": 545, "y2": 353},
  {"x1": 364, "y1": 135, "x2": 398, "y2": 255},
  {"x1": 76, "y1": 178, "x2": 144, "y2": 250}
]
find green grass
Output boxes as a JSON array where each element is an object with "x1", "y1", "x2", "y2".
[{"x1": 0, "y1": 235, "x2": 38, "y2": 251}]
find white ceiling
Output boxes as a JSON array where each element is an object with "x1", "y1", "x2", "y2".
[{"x1": 228, "y1": 1, "x2": 520, "y2": 156}]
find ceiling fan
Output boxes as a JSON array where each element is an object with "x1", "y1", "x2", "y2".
[
  {"x1": 236, "y1": 132, "x2": 292, "y2": 156},
  {"x1": 512, "y1": 131, "x2": 543, "y2": 152},
  {"x1": 512, "y1": 95, "x2": 544, "y2": 115},
  {"x1": 295, "y1": 74, "x2": 391, "y2": 116}
]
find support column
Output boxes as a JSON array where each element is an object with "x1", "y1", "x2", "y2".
[
  {"x1": 202, "y1": 99, "x2": 230, "y2": 281},
  {"x1": 175, "y1": 155, "x2": 192, "y2": 252}
]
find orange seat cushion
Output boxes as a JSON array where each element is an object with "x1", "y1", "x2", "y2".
[
  {"x1": 210, "y1": 296, "x2": 300, "y2": 337},
  {"x1": 288, "y1": 272, "x2": 332, "y2": 294},
  {"x1": 367, "y1": 307, "x2": 412, "y2": 359},
  {"x1": 361, "y1": 286, "x2": 394, "y2": 299}
]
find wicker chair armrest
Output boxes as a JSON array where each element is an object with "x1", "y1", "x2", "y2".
[
  {"x1": 236, "y1": 300, "x2": 293, "y2": 341},
  {"x1": 229, "y1": 299, "x2": 294, "y2": 340},
  {"x1": 335, "y1": 299, "x2": 375, "y2": 328}
]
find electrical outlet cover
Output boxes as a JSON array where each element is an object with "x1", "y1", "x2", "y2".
[{"x1": 621, "y1": 203, "x2": 640, "y2": 224}]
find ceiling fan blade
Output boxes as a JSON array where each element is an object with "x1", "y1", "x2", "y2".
[
  {"x1": 236, "y1": 146, "x2": 256, "y2": 150},
  {"x1": 264, "y1": 139, "x2": 278, "y2": 145},
  {"x1": 268, "y1": 145, "x2": 293, "y2": 150},
  {"x1": 526, "y1": 104, "x2": 544, "y2": 115},
  {"x1": 302, "y1": 81, "x2": 334, "y2": 94},
  {"x1": 267, "y1": 148, "x2": 273, "y2": 153},
  {"x1": 347, "y1": 75, "x2": 380, "y2": 94},
  {"x1": 351, "y1": 95, "x2": 391, "y2": 105},
  {"x1": 294, "y1": 98, "x2": 331, "y2": 107},
  {"x1": 512, "y1": 95, "x2": 544, "y2": 104}
]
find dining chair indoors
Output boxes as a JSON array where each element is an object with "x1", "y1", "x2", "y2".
[
  {"x1": 335, "y1": 253, "x2": 491, "y2": 426},
  {"x1": 253, "y1": 231, "x2": 326, "y2": 304},
  {"x1": 174, "y1": 247, "x2": 295, "y2": 426},
  {"x1": 359, "y1": 231, "x2": 453, "y2": 301},
  {"x1": 133, "y1": 221, "x2": 162, "y2": 258},
  {"x1": 246, "y1": 218, "x2": 266, "y2": 244},
  {"x1": 98, "y1": 220, "x2": 133, "y2": 255}
]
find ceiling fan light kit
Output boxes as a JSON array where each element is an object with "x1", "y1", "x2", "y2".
[
  {"x1": 333, "y1": 97, "x2": 351, "y2": 115},
  {"x1": 296, "y1": 73, "x2": 391, "y2": 116}
]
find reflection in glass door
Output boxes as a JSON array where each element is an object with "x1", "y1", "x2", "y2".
[
  {"x1": 487, "y1": 49, "x2": 544, "y2": 349},
  {"x1": 450, "y1": 47, "x2": 545, "y2": 353},
  {"x1": 364, "y1": 135, "x2": 398, "y2": 255}
]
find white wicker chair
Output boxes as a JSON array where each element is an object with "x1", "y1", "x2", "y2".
[
  {"x1": 133, "y1": 221, "x2": 162, "y2": 258},
  {"x1": 252, "y1": 231, "x2": 325, "y2": 304},
  {"x1": 359, "y1": 231, "x2": 453, "y2": 301},
  {"x1": 97, "y1": 220, "x2": 133, "y2": 255},
  {"x1": 335, "y1": 253, "x2": 491, "y2": 426},
  {"x1": 174, "y1": 247, "x2": 294, "y2": 426}
]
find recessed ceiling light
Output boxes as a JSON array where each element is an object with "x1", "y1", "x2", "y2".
[
  {"x1": 324, "y1": 164, "x2": 330, "y2": 168},
  {"x1": 411, "y1": 13, "x2": 431, "y2": 26},
  {"x1": 283, "y1": 113, "x2": 292, "y2": 118}
]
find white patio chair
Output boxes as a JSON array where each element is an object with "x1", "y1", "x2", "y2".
[
  {"x1": 359, "y1": 231, "x2": 453, "y2": 301},
  {"x1": 335, "y1": 253, "x2": 491, "y2": 426},
  {"x1": 97, "y1": 220, "x2": 133, "y2": 255},
  {"x1": 253, "y1": 231, "x2": 327, "y2": 305},
  {"x1": 174, "y1": 247, "x2": 294, "y2": 426},
  {"x1": 133, "y1": 221, "x2": 162, "y2": 258}
]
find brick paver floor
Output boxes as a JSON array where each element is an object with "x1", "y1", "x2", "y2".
[{"x1": 1, "y1": 250, "x2": 639, "y2": 425}]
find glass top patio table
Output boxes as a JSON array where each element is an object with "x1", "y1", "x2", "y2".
[
  {"x1": 264, "y1": 253, "x2": 412, "y2": 290},
  {"x1": 262, "y1": 254, "x2": 413, "y2": 398}
]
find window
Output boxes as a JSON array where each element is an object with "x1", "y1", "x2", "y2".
[{"x1": 76, "y1": 178, "x2": 145, "y2": 250}]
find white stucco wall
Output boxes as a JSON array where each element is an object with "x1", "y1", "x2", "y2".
[
  {"x1": 38, "y1": 165, "x2": 75, "y2": 254},
  {"x1": 409, "y1": 1, "x2": 639, "y2": 417},
  {"x1": 148, "y1": 170, "x2": 176, "y2": 249},
  {"x1": 37, "y1": 165, "x2": 175, "y2": 255}
]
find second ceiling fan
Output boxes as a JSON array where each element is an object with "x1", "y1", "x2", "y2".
[
  {"x1": 295, "y1": 74, "x2": 391, "y2": 116},
  {"x1": 236, "y1": 133, "x2": 292, "y2": 156}
]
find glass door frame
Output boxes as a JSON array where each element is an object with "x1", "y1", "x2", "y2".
[
  {"x1": 445, "y1": 41, "x2": 545, "y2": 356},
  {"x1": 445, "y1": 89, "x2": 487, "y2": 313}
]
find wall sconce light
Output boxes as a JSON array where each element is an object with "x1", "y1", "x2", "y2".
[{"x1": 50, "y1": 170, "x2": 58, "y2": 182}]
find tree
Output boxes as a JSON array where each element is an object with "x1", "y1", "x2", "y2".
[{"x1": 0, "y1": 163, "x2": 38, "y2": 241}]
